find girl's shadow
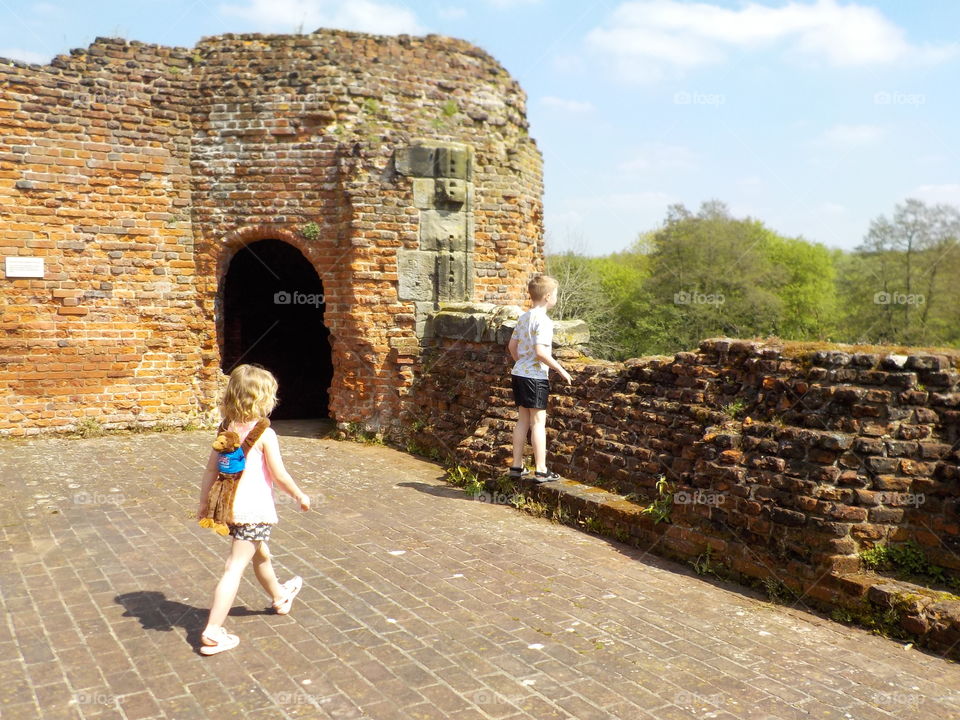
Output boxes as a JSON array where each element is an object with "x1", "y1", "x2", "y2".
[{"x1": 115, "y1": 591, "x2": 273, "y2": 654}]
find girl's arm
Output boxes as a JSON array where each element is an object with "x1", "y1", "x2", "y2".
[
  {"x1": 197, "y1": 449, "x2": 219, "y2": 518},
  {"x1": 508, "y1": 337, "x2": 520, "y2": 362},
  {"x1": 261, "y1": 429, "x2": 311, "y2": 511}
]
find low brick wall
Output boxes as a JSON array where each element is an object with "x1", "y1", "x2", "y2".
[{"x1": 403, "y1": 306, "x2": 960, "y2": 654}]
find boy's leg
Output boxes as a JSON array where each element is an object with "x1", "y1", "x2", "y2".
[
  {"x1": 512, "y1": 406, "x2": 531, "y2": 468},
  {"x1": 529, "y1": 408, "x2": 548, "y2": 473},
  {"x1": 252, "y1": 541, "x2": 285, "y2": 604},
  {"x1": 205, "y1": 538, "x2": 257, "y2": 630}
]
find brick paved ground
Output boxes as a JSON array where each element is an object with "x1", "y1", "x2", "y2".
[{"x1": 1, "y1": 422, "x2": 959, "y2": 720}]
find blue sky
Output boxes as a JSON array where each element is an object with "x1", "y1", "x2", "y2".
[{"x1": 2, "y1": 0, "x2": 958, "y2": 255}]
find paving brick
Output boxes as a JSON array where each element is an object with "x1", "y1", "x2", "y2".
[{"x1": 2, "y1": 428, "x2": 960, "y2": 720}]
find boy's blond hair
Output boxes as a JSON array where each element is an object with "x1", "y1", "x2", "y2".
[
  {"x1": 528, "y1": 274, "x2": 558, "y2": 302},
  {"x1": 220, "y1": 364, "x2": 278, "y2": 425}
]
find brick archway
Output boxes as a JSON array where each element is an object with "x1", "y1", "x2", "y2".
[{"x1": 218, "y1": 231, "x2": 332, "y2": 419}]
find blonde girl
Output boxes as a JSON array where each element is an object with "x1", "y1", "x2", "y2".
[{"x1": 196, "y1": 364, "x2": 311, "y2": 655}]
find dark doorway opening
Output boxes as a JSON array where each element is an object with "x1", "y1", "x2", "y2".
[{"x1": 221, "y1": 239, "x2": 332, "y2": 419}]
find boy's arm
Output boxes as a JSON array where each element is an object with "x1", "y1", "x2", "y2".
[
  {"x1": 508, "y1": 337, "x2": 519, "y2": 362},
  {"x1": 261, "y1": 429, "x2": 311, "y2": 511},
  {"x1": 197, "y1": 450, "x2": 219, "y2": 517},
  {"x1": 535, "y1": 344, "x2": 572, "y2": 384}
]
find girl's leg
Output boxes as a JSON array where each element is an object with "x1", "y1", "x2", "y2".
[
  {"x1": 529, "y1": 408, "x2": 548, "y2": 472},
  {"x1": 252, "y1": 541, "x2": 285, "y2": 604},
  {"x1": 512, "y1": 406, "x2": 531, "y2": 468},
  {"x1": 205, "y1": 538, "x2": 257, "y2": 631}
]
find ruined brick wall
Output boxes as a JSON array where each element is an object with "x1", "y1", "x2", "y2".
[
  {"x1": 0, "y1": 41, "x2": 200, "y2": 434},
  {"x1": 0, "y1": 30, "x2": 543, "y2": 435},
  {"x1": 410, "y1": 326, "x2": 960, "y2": 601}
]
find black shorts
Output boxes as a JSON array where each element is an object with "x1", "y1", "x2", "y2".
[{"x1": 512, "y1": 374, "x2": 550, "y2": 410}]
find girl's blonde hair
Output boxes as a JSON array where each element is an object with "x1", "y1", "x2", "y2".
[{"x1": 220, "y1": 364, "x2": 278, "y2": 425}]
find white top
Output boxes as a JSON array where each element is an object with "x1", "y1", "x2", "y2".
[
  {"x1": 510, "y1": 305, "x2": 553, "y2": 380},
  {"x1": 228, "y1": 420, "x2": 279, "y2": 525}
]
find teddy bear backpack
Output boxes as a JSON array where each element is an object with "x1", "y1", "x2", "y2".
[{"x1": 200, "y1": 419, "x2": 270, "y2": 534}]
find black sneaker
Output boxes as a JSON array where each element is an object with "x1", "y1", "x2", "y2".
[
  {"x1": 533, "y1": 470, "x2": 560, "y2": 483},
  {"x1": 508, "y1": 466, "x2": 529, "y2": 478}
]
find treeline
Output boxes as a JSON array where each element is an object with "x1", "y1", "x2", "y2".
[{"x1": 548, "y1": 199, "x2": 960, "y2": 359}]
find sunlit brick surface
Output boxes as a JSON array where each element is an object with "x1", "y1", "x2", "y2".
[{"x1": 1, "y1": 423, "x2": 958, "y2": 719}]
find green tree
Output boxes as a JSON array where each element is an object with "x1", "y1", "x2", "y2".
[
  {"x1": 839, "y1": 199, "x2": 960, "y2": 345},
  {"x1": 761, "y1": 233, "x2": 838, "y2": 340},
  {"x1": 545, "y1": 250, "x2": 626, "y2": 359},
  {"x1": 627, "y1": 201, "x2": 835, "y2": 354}
]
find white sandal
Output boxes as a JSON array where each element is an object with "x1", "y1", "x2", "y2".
[
  {"x1": 200, "y1": 627, "x2": 239, "y2": 655},
  {"x1": 273, "y1": 576, "x2": 303, "y2": 615}
]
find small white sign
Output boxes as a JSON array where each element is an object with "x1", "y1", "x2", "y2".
[{"x1": 5, "y1": 257, "x2": 44, "y2": 278}]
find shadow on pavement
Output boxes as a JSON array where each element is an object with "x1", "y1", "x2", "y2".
[
  {"x1": 270, "y1": 418, "x2": 336, "y2": 439},
  {"x1": 115, "y1": 591, "x2": 273, "y2": 655},
  {"x1": 394, "y1": 480, "x2": 473, "y2": 500}
]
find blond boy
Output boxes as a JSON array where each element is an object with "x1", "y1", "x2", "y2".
[{"x1": 508, "y1": 275, "x2": 572, "y2": 482}]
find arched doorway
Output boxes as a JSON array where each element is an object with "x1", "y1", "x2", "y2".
[{"x1": 221, "y1": 239, "x2": 332, "y2": 419}]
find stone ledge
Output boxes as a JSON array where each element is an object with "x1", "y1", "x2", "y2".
[
  {"x1": 475, "y1": 471, "x2": 960, "y2": 660},
  {"x1": 431, "y1": 302, "x2": 590, "y2": 347}
]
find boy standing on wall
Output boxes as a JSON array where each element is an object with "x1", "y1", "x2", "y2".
[{"x1": 508, "y1": 275, "x2": 572, "y2": 482}]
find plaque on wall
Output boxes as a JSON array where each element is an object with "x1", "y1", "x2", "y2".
[{"x1": 5, "y1": 257, "x2": 44, "y2": 278}]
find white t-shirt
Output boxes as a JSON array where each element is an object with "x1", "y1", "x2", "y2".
[{"x1": 510, "y1": 305, "x2": 553, "y2": 380}]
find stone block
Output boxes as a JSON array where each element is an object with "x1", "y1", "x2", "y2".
[
  {"x1": 397, "y1": 250, "x2": 435, "y2": 301},
  {"x1": 395, "y1": 145, "x2": 437, "y2": 177},
  {"x1": 412, "y1": 178, "x2": 435, "y2": 209},
  {"x1": 419, "y1": 209, "x2": 466, "y2": 252},
  {"x1": 435, "y1": 178, "x2": 467, "y2": 206},
  {"x1": 436, "y1": 250, "x2": 470, "y2": 301},
  {"x1": 435, "y1": 146, "x2": 470, "y2": 179},
  {"x1": 553, "y1": 319, "x2": 590, "y2": 347},
  {"x1": 432, "y1": 309, "x2": 489, "y2": 343}
]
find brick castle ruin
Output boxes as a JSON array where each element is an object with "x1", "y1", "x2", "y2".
[
  {"x1": 1, "y1": 29, "x2": 542, "y2": 434},
  {"x1": 4, "y1": 28, "x2": 960, "y2": 652}
]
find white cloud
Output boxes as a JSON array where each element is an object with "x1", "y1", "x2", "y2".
[
  {"x1": 219, "y1": 0, "x2": 423, "y2": 35},
  {"x1": 619, "y1": 143, "x2": 697, "y2": 172},
  {"x1": 815, "y1": 123, "x2": 885, "y2": 148},
  {"x1": 0, "y1": 47, "x2": 51, "y2": 64},
  {"x1": 909, "y1": 184, "x2": 960, "y2": 208},
  {"x1": 541, "y1": 96, "x2": 594, "y2": 113},
  {"x1": 587, "y1": 0, "x2": 957, "y2": 82}
]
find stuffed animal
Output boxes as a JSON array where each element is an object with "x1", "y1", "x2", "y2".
[
  {"x1": 212, "y1": 431, "x2": 245, "y2": 474},
  {"x1": 199, "y1": 420, "x2": 270, "y2": 535}
]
